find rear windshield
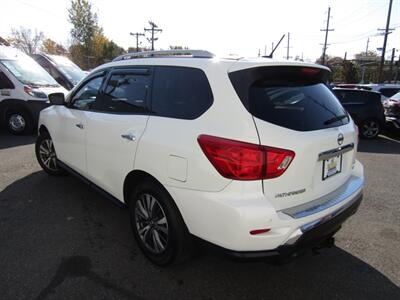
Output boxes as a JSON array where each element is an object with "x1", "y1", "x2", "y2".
[{"x1": 229, "y1": 66, "x2": 349, "y2": 131}]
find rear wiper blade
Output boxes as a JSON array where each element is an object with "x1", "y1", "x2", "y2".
[{"x1": 324, "y1": 114, "x2": 349, "y2": 125}]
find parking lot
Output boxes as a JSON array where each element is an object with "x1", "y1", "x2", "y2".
[{"x1": 0, "y1": 129, "x2": 399, "y2": 300}]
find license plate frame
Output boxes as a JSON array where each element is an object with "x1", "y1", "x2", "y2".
[{"x1": 322, "y1": 155, "x2": 342, "y2": 180}]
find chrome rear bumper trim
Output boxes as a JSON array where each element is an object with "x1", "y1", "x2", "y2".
[
  {"x1": 318, "y1": 143, "x2": 354, "y2": 161},
  {"x1": 280, "y1": 175, "x2": 363, "y2": 219}
]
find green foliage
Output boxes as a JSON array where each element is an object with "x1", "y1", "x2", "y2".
[
  {"x1": 342, "y1": 61, "x2": 360, "y2": 83},
  {"x1": 68, "y1": 0, "x2": 98, "y2": 47},
  {"x1": 67, "y1": 0, "x2": 125, "y2": 69},
  {"x1": 41, "y1": 38, "x2": 67, "y2": 55},
  {"x1": 169, "y1": 45, "x2": 189, "y2": 50}
]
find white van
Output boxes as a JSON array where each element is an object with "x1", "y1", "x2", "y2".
[{"x1": 0, "y1": 46, "x2": 67, "y2": 134}]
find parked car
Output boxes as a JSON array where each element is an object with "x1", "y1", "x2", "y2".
[
  {"x1": 383, "y1": 91, "x2": 400, "y2": 129},
  {"x1": 0, "y1": 46, "x2": 67, "y2": 134},
  {"x1": 358, "y1": 84, "x2": 400, "y2": 101},
  {"x1": 333, "y1": 88, "x2": 385, "y2": 139},
  {"x1": 35, "y1": 50, "x2": 364, "y2": 266},
  {"x1": 32, "y1": 53, "x2": 86, "y2": 90}
]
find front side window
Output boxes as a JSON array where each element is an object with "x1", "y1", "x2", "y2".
[
  {"x1": 151, "y1": 66, "x2": 213, "y2": 119},
  {"x1": 99, "y1": 73, "x2": 149, "y2": 113},
  {"x1": 70, "y1": 76, "x2": 104, "y2": 110}
]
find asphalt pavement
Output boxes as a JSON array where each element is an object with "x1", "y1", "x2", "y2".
[{"x1": 0, "y1": 129, "x2": 399, "y2": 300}]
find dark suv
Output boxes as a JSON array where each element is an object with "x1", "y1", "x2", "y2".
[{"x1": 333, "y1": 88, "x2": 385, "y2": 139}]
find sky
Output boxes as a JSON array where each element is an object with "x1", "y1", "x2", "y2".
[{"x1": 1, "y1": 0, "x2": 399, "y2": 62}]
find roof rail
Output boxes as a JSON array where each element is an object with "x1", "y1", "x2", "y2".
[{"x1": 112, "y1": 49, "x2": 215, "y2": 61}]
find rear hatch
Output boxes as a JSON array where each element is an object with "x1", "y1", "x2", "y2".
[{"x1": 229, "y1": 64, "x2": 357, "y2": 211}]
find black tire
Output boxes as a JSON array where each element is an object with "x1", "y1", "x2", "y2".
[
  {"x1": 6, "y1": 110, "x2": 33, "y2": 135},
  {"x1": 360, "y1": 118, "x2": 380, "y2": 139},
  {"x1": 35, "y1": 132, "x2": 65, "y2": 176},
  {"x1": 129, "y1": 178, "x2": 192, "y2": 266}
]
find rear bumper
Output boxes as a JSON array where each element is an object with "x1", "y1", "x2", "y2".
[
  {"x1": 168, "y1": 160, "x2": 364, "y2": 253},
  {"x1": 229, "y1": 192, "x2": 362, "y2": 258}
]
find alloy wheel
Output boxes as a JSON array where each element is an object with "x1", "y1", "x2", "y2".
[
  {"x1": 135, "y1": 193, "x2": 169, "y2": 254},
  {"x1": 362, "y1": 120, "x2": 379, "y2": 138},
  {"x1": 39, "y1": 138, "x2": 59, "y2": 171}
]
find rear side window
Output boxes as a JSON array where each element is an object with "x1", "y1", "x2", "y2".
[
  {"x1": 151, "y1": 66, "x2": 213, "y2": 119},
  {"x1": 229, "y1": 66, "x2": 349, "y2": 131},
  {"x1": 0, "y1": 71, "x2": 14, "y2": 89},
  {"x1": 100, "y1": 72, "x2": 149, "y2": 114}
]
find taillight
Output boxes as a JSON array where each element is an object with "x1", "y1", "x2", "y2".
[{"x1": 197, "y1": 135, "x2": 295, "y2": 180}]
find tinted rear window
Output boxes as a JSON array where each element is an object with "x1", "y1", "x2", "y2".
[
  {"x1": 229, "y1": 66, "x2": 349, "y2": 131},
  {"x1": 151, "y1": 66, "x2": 213, "y2": 119}
]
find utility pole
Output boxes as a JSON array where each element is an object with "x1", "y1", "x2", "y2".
[
  {"x1": 130, "y1": 32, "x2": 145, "y2": 52},
  {"x1": 286, "y1": 32, "x2": 291, "y2": 60},
  {"x1": 378, "y1": 0, "x2": 393, "y2": 83},
  {"x1": 395, "y1": 53, "x2": 400, "y2": 83},
  {"x1": 344, "y1": 52, "x2": 347, "y2": 61},
  {"x1": 144, "y1": 21, "x2": 162, "y2": 51},
  {"x1": 365, "y1": 37, "x2": 370, "y2": 54},
  {"x1": 264, "y1": 45, "x2": 267, "y2": 56},
  {"x1": 320, "y1": 6, "x2": 334, "y2": 65},
  {"x1": 390, "y1": 48, "x2": 396, "y2": 82}
]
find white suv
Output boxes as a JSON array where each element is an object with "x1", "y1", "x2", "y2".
[{"x1": 35, "y1": 50, "x2": 364, "y2": 265}]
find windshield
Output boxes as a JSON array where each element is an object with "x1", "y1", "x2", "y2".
[
  {"x1": 48, "y1": 55, "x2": 86, "y2": 84},
  {"x1": 1, "y1": 57, "x2": 59, "y2": 87}
]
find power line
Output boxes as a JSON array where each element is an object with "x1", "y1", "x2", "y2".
[
  {"x1": 334, "y1": 2, "x2": 389, "y2": 27},
  {"x1": 144, "y1": 21, "x2": 162, "y2": 51},
  {"x1": 320, "y1": 7, "x2": 334, "y2": 65}
]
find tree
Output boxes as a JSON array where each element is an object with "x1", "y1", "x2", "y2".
[
  {"x1": 342, "y1": 61, "x2": 360, "y2": 83},
  {"x1": 169, "y1": 45, "x2": 189, "y2": 50},
  {"x1": 0, "y1": 36, "x2": 10, "y2": 46},
  {"x1": 69, "y1": 30, "x2": 125, "y2": 69},
  {"x1": 41, "y1": 38, "x2": 67, "y2": 55},
  {"x1": 354, "y1": 50, "x2": 379, "y2": 62},
  {"x1": 67, "y1": 0, "x2": 125, "y2": 69},
  {"x1": 8, "y1": 27, "x2": 44, "y2": 54},
  {"x1": 68, "y1": 0, "x2": 98, "y2": 47},
  {"x1": 127, "y1": 46, "x2": 150, "y2": 53}
]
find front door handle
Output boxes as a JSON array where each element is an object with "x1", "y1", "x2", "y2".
[
  {"x1": 121, "y1": 133, "x2": 136, "y2": 141},
  {"x1": 76, "y1": 123, "x2": 84, "y2": 129}
]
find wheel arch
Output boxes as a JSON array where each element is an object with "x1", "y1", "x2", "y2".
[
  {"x1": 0, "y1": 99, "x2": 33, "y2": 123},
  {"x1": 38, "y1": 124, "x2": 50, "y2": 136},
  {"x1": 123, "y1": 169, "x2": 162, "y2": 206},
  {"x1": 123, "y1": 170, "x2": 189, "y2": 223}
]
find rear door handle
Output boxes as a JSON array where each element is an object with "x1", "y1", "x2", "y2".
[
  {"x1": 121, "y1": 133, "x2": 136, "y2": 141},
  {"x1": 76, "y1": 123, "x2": 84, "y2": 129}
]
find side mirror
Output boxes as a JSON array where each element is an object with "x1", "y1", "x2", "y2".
[{"x1": 48, "y1": 93, "x2": 65, "y2": 105}]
